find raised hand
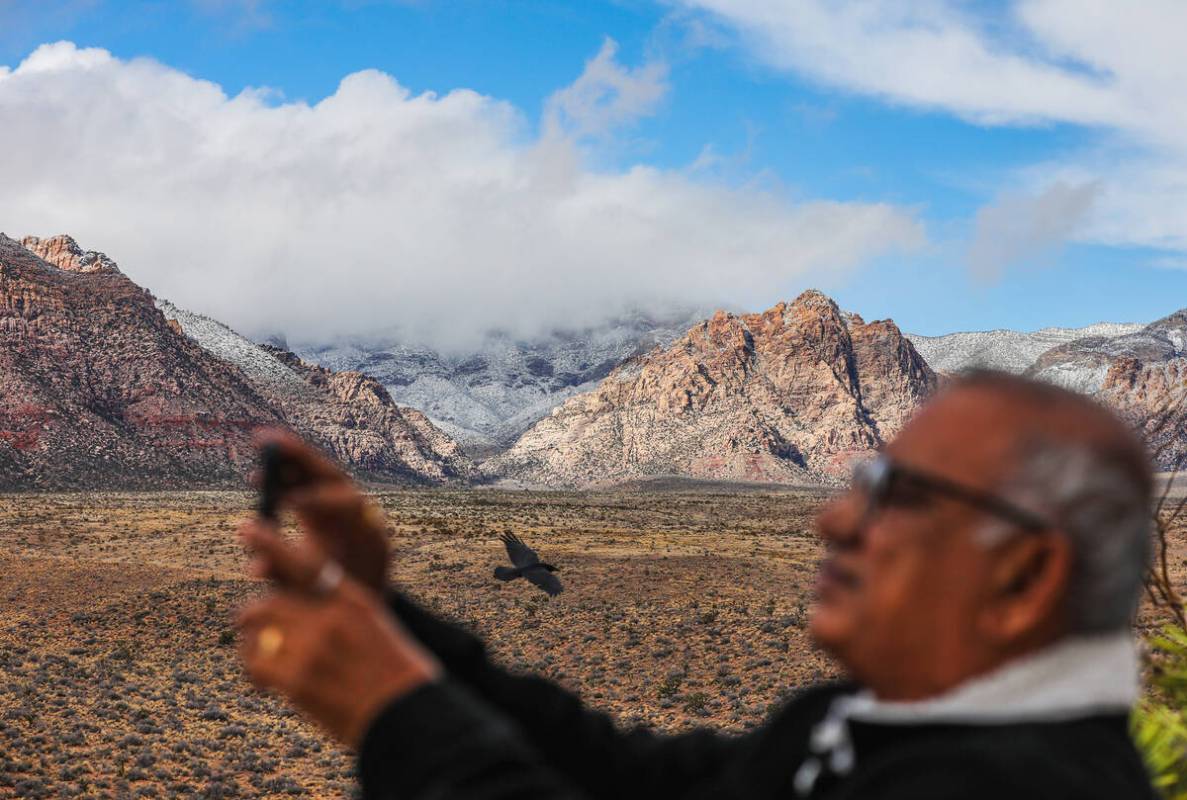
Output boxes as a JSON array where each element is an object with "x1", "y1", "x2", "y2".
[
  {"x1": 237, "y1": 531, "x2": 440, "y2": 747},
  {"x1": 243, "y1": 428, "x2": 391, "y2": 594}
]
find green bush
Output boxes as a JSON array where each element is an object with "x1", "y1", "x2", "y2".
[
  {"x1": 657, "y1": 674, "x2": 683, "y2": 699},
  {"x1": 1135, "y1": 622, "x2": 1187, "y2": 799}
]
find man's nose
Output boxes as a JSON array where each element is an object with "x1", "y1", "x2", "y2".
[{"x1": 815, "y1": 492, "x2": 865, "y2": 547}]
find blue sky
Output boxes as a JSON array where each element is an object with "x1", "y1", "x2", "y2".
[{"x1": 1, "y1": 0, "x2": 1184, "y2": 340}]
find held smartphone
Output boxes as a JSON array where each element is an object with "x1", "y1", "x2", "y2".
[{"x1": 257, "y1": 443, "x2": 307, "y2": 520}]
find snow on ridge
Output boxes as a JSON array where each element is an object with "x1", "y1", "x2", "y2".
[
  {"x1": 292, "y1": 311, "x2": 703, "y2": 450},
  {"x1": 156, "y1": 299, "x2": 307, "y2": 391},
  {"x1": 906, "y1": 322, "x2": 1145, "y2": 375},
  {"x1": 1028, "y1": 361, "x2": 1113, "y2": 395}
]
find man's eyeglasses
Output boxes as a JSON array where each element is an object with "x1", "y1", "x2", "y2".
[{"x1": 851, "y1": 453, "x2": 1052, "y2": 532}]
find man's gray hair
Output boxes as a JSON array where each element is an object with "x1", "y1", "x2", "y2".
[{"x1": 979, "y1": 440, "x2": 1152, "y2": 634}]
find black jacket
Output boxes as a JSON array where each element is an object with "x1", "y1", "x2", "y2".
[{"x1": 357, "y1": 593, "x2": 1156, "y2": 799}]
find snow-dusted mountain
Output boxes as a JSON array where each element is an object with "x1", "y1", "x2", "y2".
[
  {"x1": 1027, "y1": 311, "x2": 1187, "y2": 393},
  {"x1": 292, "y1": 310, "x2": 705, "y2": 456},
  {"x1": 0, "y1": 233, "x2": 470, "y2": 489},
  {"x1": 903, "y1": 312, "x2": 1185, "y2": 470},
  {"x1": 155, "y1": 299, "x2": 311, "y2": 395},
  {"x1": 485, "y1": 293, "x2": 936, "y2": 488},
  {"x1": 1025, "y1": 310, "x2": 1187, "y2": 469},
  {"x1": 906, "y1": 322, "x2": 1144, "y2": 375}
]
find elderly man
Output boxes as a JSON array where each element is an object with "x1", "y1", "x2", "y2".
[{"x1": 237, "y1": 372, "x2": 1157, "y2": 798}]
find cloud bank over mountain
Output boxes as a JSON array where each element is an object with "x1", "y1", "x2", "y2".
[
  {"x1": 672, "y1": 0, "x2": 1187, "y2": 259},
  {"x1": 0, "y1": 40, "x2": 922, "y2": 349}
]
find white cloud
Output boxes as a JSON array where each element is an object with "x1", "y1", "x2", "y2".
[
  {"x1": 968, "y1": 181, "x2": 1098, "y2": 282},
  {"x1": 0, "y1": 41, "x2": 923, "y2": 349},
  {"x1": 543, "y1": 38, "x2": 669, "y2": 140},
  {"x1": 670, "y1": 0, "x2": 1187, "y2": 259}
]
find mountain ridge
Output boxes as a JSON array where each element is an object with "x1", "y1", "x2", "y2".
[
  {"x1": 293, "y1": 310, "x2": 707, "y2": 455},
  {"x1": 0, "y1": 233, "x2": 471, "y2": 489},
  {"x1": 5, "y1": 232, "x2": 1181, "y2": 488},
  {"x1": 484, "y1": 291, "x2": 937, "y2": 487},
  {"x1": 906, "y1": 321, "x2": 1145, "y2": 376}
]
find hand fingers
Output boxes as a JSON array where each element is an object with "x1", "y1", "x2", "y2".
[
  {"x1": 237, "y1": 592, "x2": 310, "y2": 631},
  {"x1": 287, "y1": 483, "x2": 384, "y2": 543},
  {"x1": 237, "y1": 584, "x2": 360, "y2": 693},
  {"x1": 333, "y1": 572, "x2": 379, "y2": 611},
  {"x1": 287, "y1": 481, "x2": 363, "y2": 520},
  {"x1": 241, "y1": 646, "x2": 284, "y2": 692},
  {"x1": 239, "y1": 520, "x2": 328, "y2": 593}
]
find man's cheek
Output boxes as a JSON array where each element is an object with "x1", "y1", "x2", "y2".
[{"x1": 863, "y1": 562, "x2": 921, "y2": 635}]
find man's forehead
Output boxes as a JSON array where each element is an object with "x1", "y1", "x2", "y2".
[{"x1": 887, "y1": 387, "x2": 1041, "y2": 485}]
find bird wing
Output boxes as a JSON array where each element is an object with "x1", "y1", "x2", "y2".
[
  {"x1": 524, "y1": 567, "x2": 563, "y2": 596},
  {"x1": 501, "y1": 532, "x2": 540, "y2": 568}
]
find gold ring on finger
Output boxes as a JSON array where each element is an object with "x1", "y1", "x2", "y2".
[{"x1": 257, "y1": 625, "x2": 284, "y2": 658}]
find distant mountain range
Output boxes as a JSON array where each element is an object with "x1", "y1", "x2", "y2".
[
  {"x1": 485, "y1": 293, "x2": 935, "y2": 487},
  {"x1": 906, "y1": 323, "x2": 1145, "y2": 376},
  {"x1": 1, "y1": 232, "x2": 1182, "y2": 488},
  {"x1": 296, "y1": 301, "x2": 1187, "y2": 479},
  {"x1": 0, "y1": 234, "x2": 470, "y2": 489},
  {"x1": 1026, "y1": 311, "x2": 1187, "y2": 469},
  {"x1": 292, "y1": 311, "x2": 704, "y2": 456}
]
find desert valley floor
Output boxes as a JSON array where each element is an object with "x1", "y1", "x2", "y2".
[{"x1": 0, "y1": 487, "x2": 1181, "y2": 798}]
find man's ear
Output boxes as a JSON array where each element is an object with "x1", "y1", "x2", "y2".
[{"x1": 979, "y1": 531, "x2": 1073, "y2": 645}]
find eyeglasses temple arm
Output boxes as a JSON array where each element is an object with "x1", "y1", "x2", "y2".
[{"x1": 895, "y1": 465, "x2": 1050, "y2": 531}]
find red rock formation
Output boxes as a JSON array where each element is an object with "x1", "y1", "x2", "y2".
[
  {"x1": 257, "y1": 346, "x2": 471, "y2": 483},
  {"x1": 0, "y1": 234, "x2": 470, "y2": 489},
  {"x1": 487, "y1": 291, "x2": 937, "y2": 487},
  {"x1": 1100, "y1": 357, "x2": 1187, "y2": 469},
  {"x1": 1025, "y1": 309, "x2": 1187, "y2": 470},
  {"x1": 21, "y1": 234, "x2": 120, "y2": 274}
]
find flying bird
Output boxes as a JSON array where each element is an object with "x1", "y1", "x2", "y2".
[{"x1": 494, "y1": 532, "x2": 563, "y2": 596}]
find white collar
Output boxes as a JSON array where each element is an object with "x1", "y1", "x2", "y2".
[
  {"x1": 844, "y1": 630, "x2": 1139, "y2": 725},
  {"x1": 793, "y1": 632, "x2": 1139, "y2": 796}
]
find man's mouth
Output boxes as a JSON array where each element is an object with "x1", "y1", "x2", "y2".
[{"x1": 816, "y1": 557, "x2": 860, "y2": 596}]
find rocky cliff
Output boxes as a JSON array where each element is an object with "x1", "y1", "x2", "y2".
[
  {"x1": 252, "y1": 344, "x2": 472, "y2": 483},
  {"x1": 485, "y1": 291, "x2": 936, "y2": 487},
  {"x1": 0, "y1": 234, "x2": 470, "y2": 489},
  {"x1": 294, "y1": 311, "x2": 704, "y2": 456},
  {"x1": 1026, "y1": 310, "x2": 1187, "y2": 469}
]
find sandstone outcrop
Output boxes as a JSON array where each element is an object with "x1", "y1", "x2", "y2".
[
  {"x1": 486, "y1": 291, "x2": 936, "y2": 487},
  {"x1": 1020, "y1": 310, "x2": 1187, "y2": 470},
  {"x1": 21, "y1": 234, "x2": 121, "y2": 274},
  {"x1": 254, "y1": 345, "x2": 472, "y2": 483},
  {"x1": 0, "y1": 234, "x2": 470, "y2": 489}
]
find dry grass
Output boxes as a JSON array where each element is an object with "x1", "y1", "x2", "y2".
[
  {"x1": 7, "y1": 486, "x2": 1178, "y2": 797},
  {"x1": 0, "y1": 487, "x2": 835, "y2": 798}
]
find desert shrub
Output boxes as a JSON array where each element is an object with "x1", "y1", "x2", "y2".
[
  {"x1": 657, "y1": 674, "x2": 683, "y2": 699},
  {"x1": 1134, "y1": 445, "x2": 1187, "y2": 797},
  {"x1": 110, "y1": 642, "x2": 136, "y2": 664},
  {"x1": 1135, "y1": 622, "x2": 1187, "y2": 799}
]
